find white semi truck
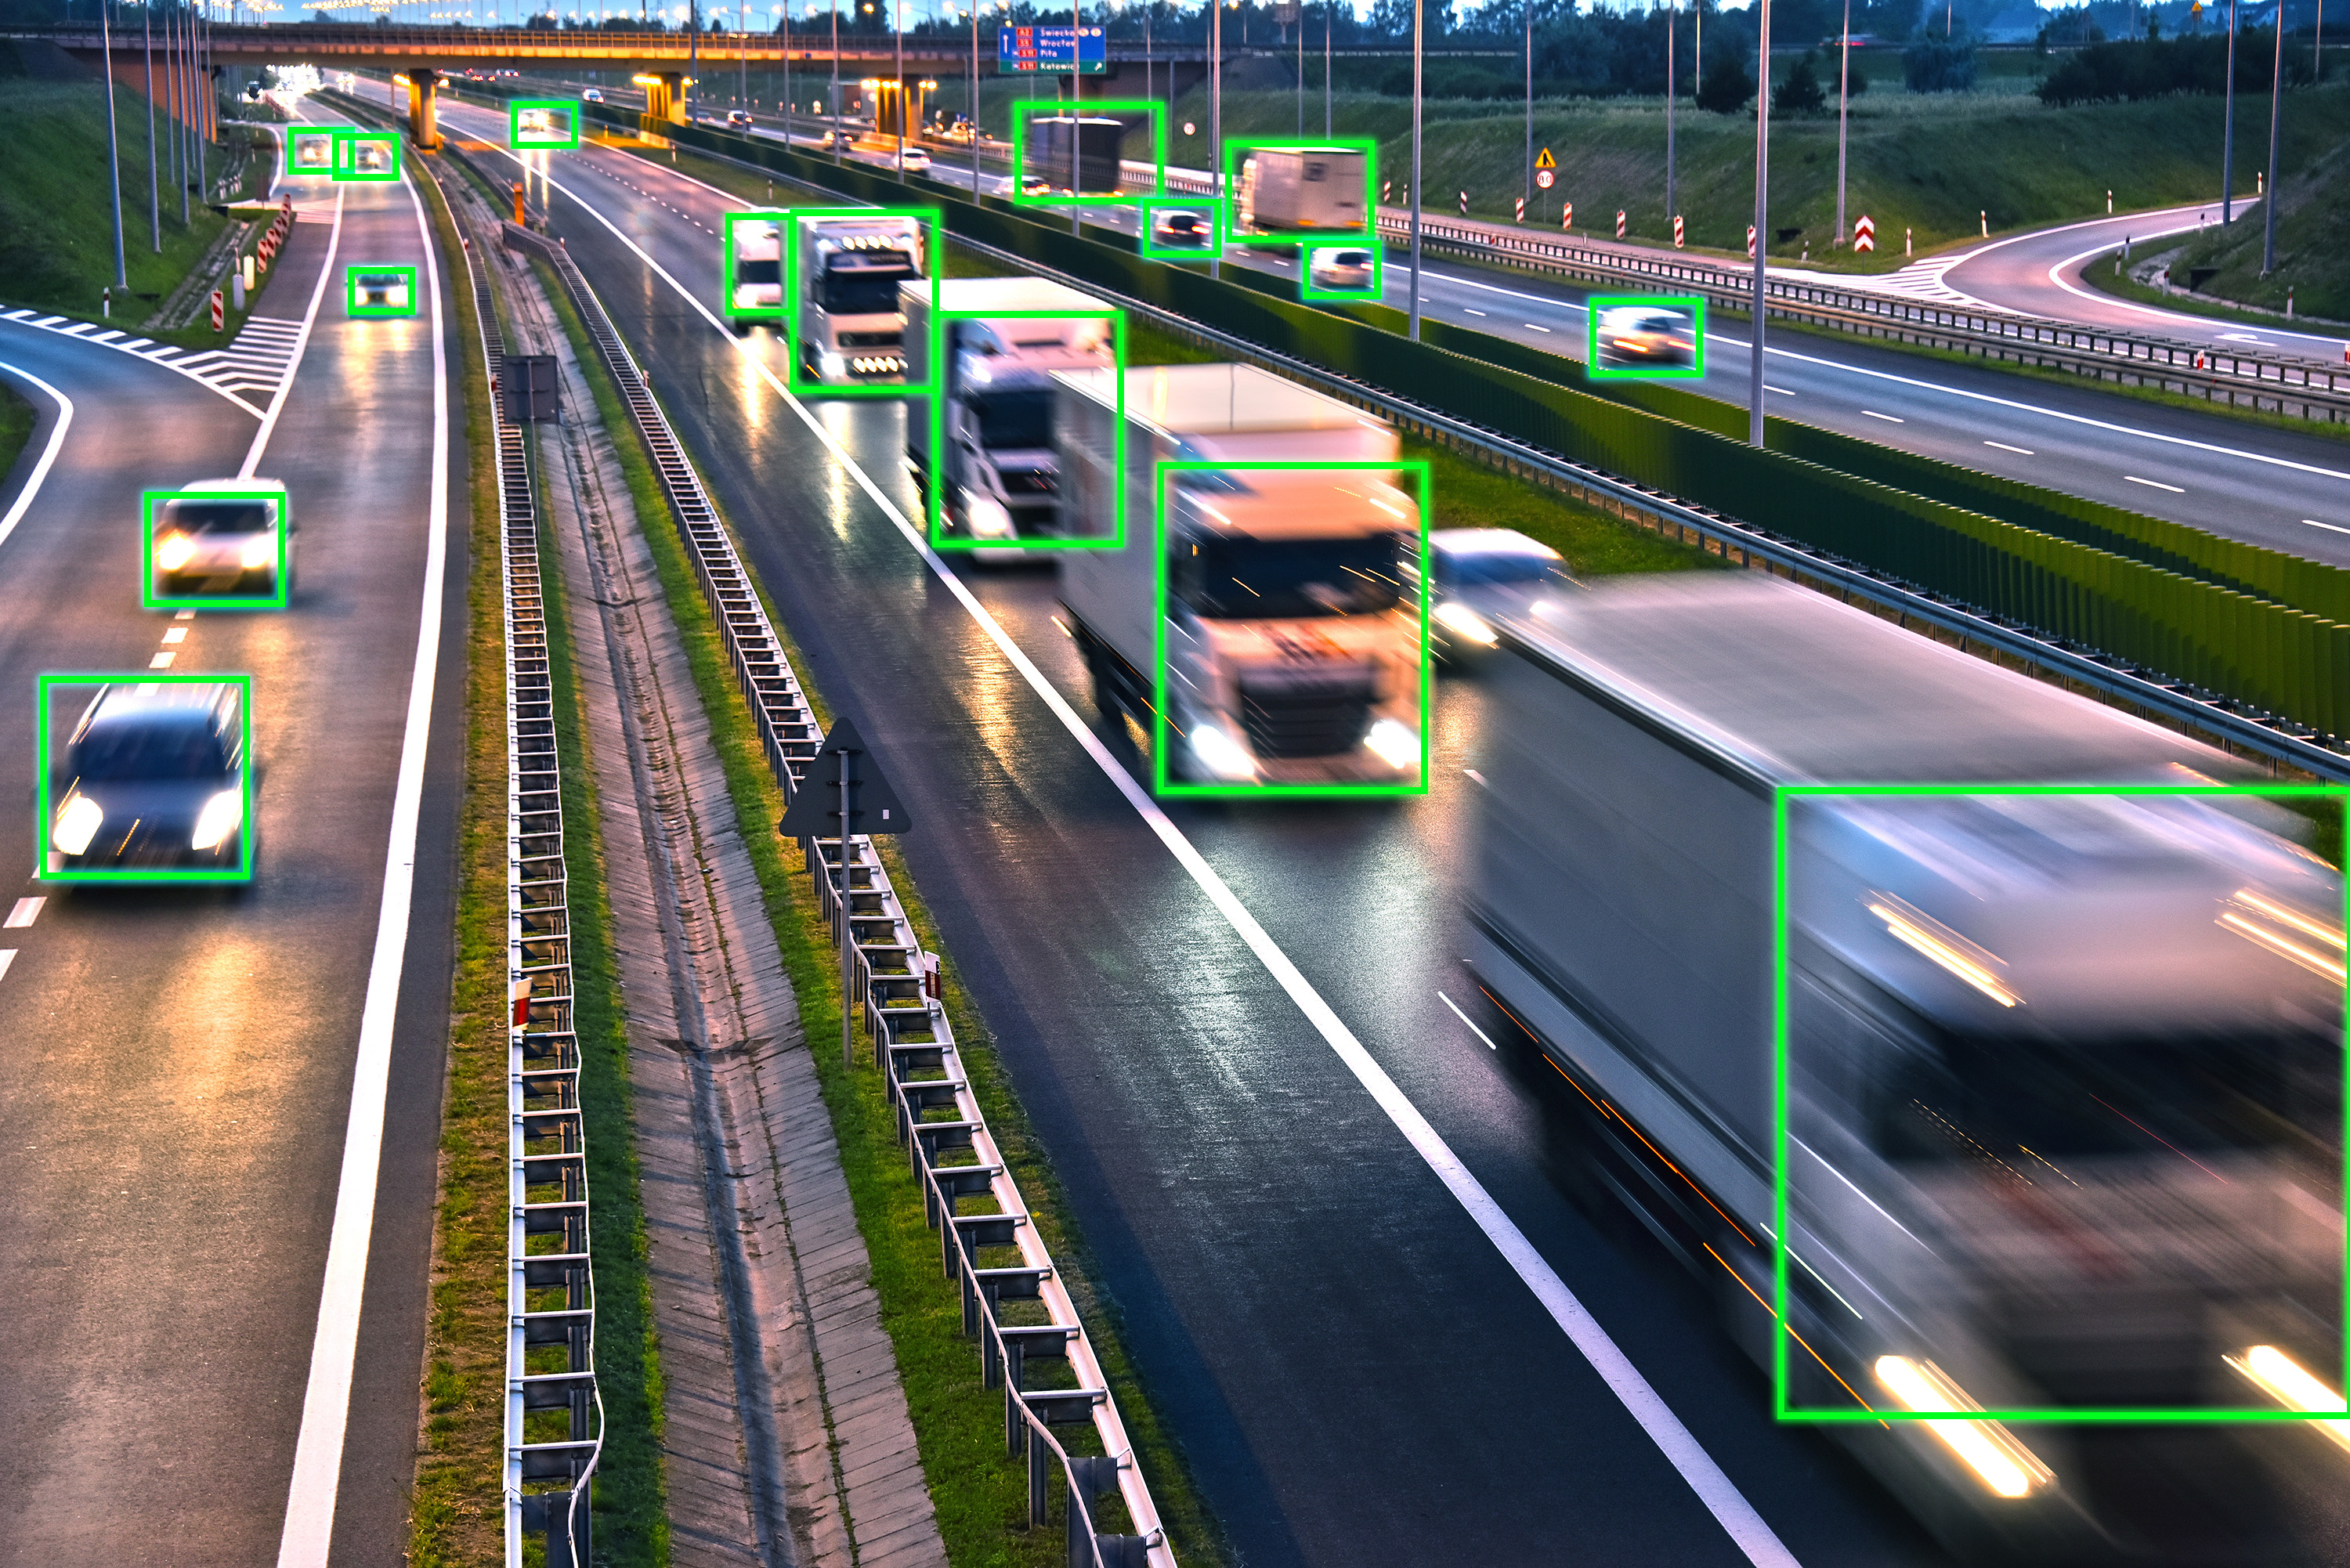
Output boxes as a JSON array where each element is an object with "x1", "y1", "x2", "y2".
[
  {"x1": 1470, "y1": 573, "x2": 2345, "y2": 1562},
  {"x1": 900, "y1": 276, "x2": 1118, "y2": 545},
  {"x1": 795, "y1": 214, "x2": 925, "y2": 384},
  {"x1": 1056, "y1": 363, "x2": 1424, "y2": 786},
  {"x1": 728, "y1": 209, "x2": 785, "y2": 324},
  {"x1": 1235, "y1": 146, "x2": 1369, "y2": 237}
]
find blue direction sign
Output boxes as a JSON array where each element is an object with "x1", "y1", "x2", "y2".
[{"x1": 997, "y1": 24, "x2": 1107, "y2": 74}]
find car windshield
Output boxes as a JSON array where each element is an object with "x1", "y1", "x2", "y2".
[
  {"x1": 75, "y1": 717, "x2": 231, "y2": 780},
  {"x1": 1441, "y1": 549, "x2": 1566, "y2": 587},
  {"x1": 159, "y1": 500, "x2": 271, "y2": 535},
  {"x1": 971, "y1": 388, "x2": 1054, "y2": 450},
  {"x1": 1173, "y1": 531, "x2": 1408, "y2": 620},
  {"x1": 819, "y1": 261, "x2": 913, "y2": 316}
]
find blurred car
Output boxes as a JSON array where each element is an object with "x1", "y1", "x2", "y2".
[
  {"x1": 1308, "y1": 246, "x2": 1376, "y2": 291},
  {"x1": 826, "y1": 128, "x2": 858, "y2": 150},
  {"x1": 1150, "y1": 208, "x2": 1213, "y2": 248},
  {"x1": 295, "y1": 136, "x2": 333, "y2": 169},
  {"x1": 580, "y1": 86, "x2": 605, "y2": 103},
  {"x1": 1410, "y1": 526, "x2": 1574, "y2": 663},
  {"x1": 725, "y1": 107, "x2": 753, "y2": 128},
  {"x1": 1595, "y1": 305, "x2": 1695, "y2": 369},
  {"x1": 517, "y1": 107, "x2": 562, "y2": 138},
  {"x1": 898, "y1": 144, "x2": 931, "y2": 172},
  {"x1": 354, "y1": 271, "x2": 410, "y2": 310},
  {"x1": 1020, "y1": 174, "x2": 1056, "y2": 197},
  {"x1": 49, "y1": 682, "x2": 246, "y2": 873},
  {"x1": 353, "y1": 141, "x2": 390, "y2": 172},
  {"x1": 153, "y1": 479, "x2": 291, "y2": 600},
  {"x1": 943, "y1": 121, "x2": 978, "y2": 143}
]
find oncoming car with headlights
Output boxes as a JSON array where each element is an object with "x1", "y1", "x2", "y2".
[
  {"x1": 49, "y1": 683, "x2": 248, "y2": 876},
  {"x1": 151, "y1": 479, "x2": 292, "y2": 602},
  {"x1": 1411, "y1": 527, "x2": 1574, "y2": 664}
]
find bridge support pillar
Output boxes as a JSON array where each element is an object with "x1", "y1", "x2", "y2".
[
  {"x1": 639, "y1": 72, "x2": 687, "y2": 130},
  {"x1": 405, "y1": 66, "x2": 442, "y2": 150}
]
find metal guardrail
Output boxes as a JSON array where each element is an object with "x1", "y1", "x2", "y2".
[
  {"x1": 1361, "y1": 208, "x2": 2350, "y2": 424},
  {"x1": 461, "y1": 193, "x2": 604, "y2": 1568},
  {"x1": 649, "y1": 124, "x2": 2350, "y2": 780},
  {"x1": 497, "y1": 215, "x2": 1179, "y2": 1568}
]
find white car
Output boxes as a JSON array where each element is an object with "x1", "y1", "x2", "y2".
[
  {"x1": 1308, "y1": 247, "x2": 1376, "y2": 291},
  {"x1": 152, "y1": 478, "x2": 293, "y2": 601},
  {"x1": 725, "y1": 108, "x2": 753, "y2": 128},
  {"x1": 898, "y1": 144, "x2": 931, "y2": 172},
  {"x1": 1409, "y1": 526, "x2": 1574, "y2": 664},
  {"x1": 580, "y1": 86, "x2": 605, "y2": 103}
]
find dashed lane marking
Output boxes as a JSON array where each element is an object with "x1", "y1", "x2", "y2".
[
  {"x1": 4, "y1": 896, "x2": 42, "y2": 927},
  {"x1": 2126, "y1": 475, "x2": 2186, "y2": 493}
]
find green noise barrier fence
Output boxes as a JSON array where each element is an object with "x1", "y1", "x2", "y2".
[{"x1": 536, "y1": 98, "x2": 2350, "y2": 740}]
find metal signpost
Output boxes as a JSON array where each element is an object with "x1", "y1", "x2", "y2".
[{"x1": 778, "y1": 716, "x2": 912, "y2": 1067}]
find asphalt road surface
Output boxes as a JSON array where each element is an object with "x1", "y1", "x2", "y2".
[
  {"x1": 0, "y1": 130, "x2": 464, "y2": 1566},
  {"x1": 432, "y1": 93, "x2": 2350, "y2": 1568}
]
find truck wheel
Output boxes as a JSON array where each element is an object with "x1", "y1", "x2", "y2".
[{"x1": 1082, "y1": 638, "x2": 1122, "y2": 722}]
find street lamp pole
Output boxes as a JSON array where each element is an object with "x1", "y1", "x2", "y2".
[
  {"x1": 1665, "y1": 0, "x2": 1676, "y2": 233},
  {"x1": 893, "y1": 0, "x2": 903, "y2": 178},
  {"x1": 1408, "y1": 0, "x2": 1421, "y2": 338},
  {"x1": 2221, "y1": 0, "x2": 2238, "y2": 222},
  {"x1": 1523, "y1": 0, "x2": 1531, "y2": 219},
  {"x1": 969, "y1": 0, "x2": 979, "y2": 194},
  {"x1": 830, "y1": 0, "x2": 841, "y2": 161},
  {"x1": 144, "y1": 1, "x2": 161, "y2": 252},
  {"x1": 2261, "y1": 0, "x2": 2284, "y2": 273},
  {"x1": 1834, "y1": 0, "x2": 1849, "y2": 243},
  {"x1": 1210, "y1": 0, "x2": 1222, "y2": 280},
  {"x1": 1748, "y1": 0, "x2": 1770, "y2": 446},
  {"x1": 102, "y1": 0, "x2": 128, "y2": 293}
]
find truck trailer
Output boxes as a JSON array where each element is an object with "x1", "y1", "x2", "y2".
[
  {"x1": 795, "y1": 215, "x2": 925, "y2": 384},
  {"x1": 1235, "y1": 146, "x2": 1369, "y2": 237},
  {"x1": 900, "y1": 276, "x2": 1119, "y2": 545},
  {"x1": 1024, "y1": 114, "x2": 1129, "y2": 196},
  {"x1": 1469, "y1": 573, "x2": 2345, "y2": 1562},
  {"x1": 1056, "y1": 363, "x2": 1424, "y2": 787}
]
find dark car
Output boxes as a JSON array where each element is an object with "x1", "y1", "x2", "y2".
[
  {"x1": 49, "y1": 683, "x2": 247, "y2": 875},
  {"x1": 1151, "y1": 209, "x2": 1214, "y2": 248}
]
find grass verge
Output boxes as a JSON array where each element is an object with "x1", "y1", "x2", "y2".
[
  {"x1": 530, "y1": 253, "x2": 1235, "y2": 1568},
  {"x1": 0, "y1": 376, "x2": 34, "y2": 490}
]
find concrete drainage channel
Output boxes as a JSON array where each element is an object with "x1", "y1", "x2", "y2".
[{"x1": 461, "y1": 211, "x2": 605, "y2": 1563}]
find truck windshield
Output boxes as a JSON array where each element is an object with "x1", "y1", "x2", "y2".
[
  {"x1": 736, "y1": 259, "x2": 780, "y2": 286},
  {"x1": 819, "y1": 259, "x2": 914, "y2": 316},
  {"x1": 969, "y1": 388, "x2": 1054, "y2": 450},
  {"x1": 1871, "y1": 1028, "x2": 2337, "y2": 1165},
  {"x1": 1174, "y1": 533, "x2": 1407, "y2": 620}
]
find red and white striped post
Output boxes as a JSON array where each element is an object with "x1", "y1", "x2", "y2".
[
  {"x1": 1853, "y1": 214, "x2": 1876, "y2": 253},
  {"x1": 1561, "y1": 202, "x2": 1572, "y2": 232},
  {"x1": 210, "y1": 290, "x2": 224, "y2": 331},
  {"x1": 1747, "y1": 225, "x2": 1758, "y2": 259},
  {"x1": 1514, "y1": 195, "x2": 1525, "y2": 223},
  {"x1": 1458, "y1": 190, "x2": 1469, "y2": 217},
  {"x1": 1673, "y1": 215, "x2": 1685, "y2": 249},
  {"x1": 1614, "y1": 209, "x2": 1625, "y2": 240}
]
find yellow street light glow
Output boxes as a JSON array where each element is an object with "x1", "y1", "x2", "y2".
[
  {"x1": 1866, "y1": 894, "x2": 2020, "y2": 1008},
  {"x1": 2228, "y1": 1346, "x2": 2350, "y2": 1455},
  {"x1": 631, "y1": 72, "x2": 664, "y2": 84},
  {"x1": 1874, "y1": 1357, "x2": 2053, "y2": 1500}
]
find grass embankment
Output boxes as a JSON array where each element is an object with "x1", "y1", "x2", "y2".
[
  {"x1": 0, "y1": 377, "x2": 34, "y2": 489},
  {"x1": 532, "y1": 251, "x2": 1235, "y2": 1567},
  {"x1": 0, "y1": 78, "x2": 271, "y2": 332}
]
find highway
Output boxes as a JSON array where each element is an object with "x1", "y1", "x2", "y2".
[
  {"x1": 431, "y1": 91, "x2": 2350, "y2": 1567},
  {"x1": 0, "y1": 110, "x2": 462, "y2": 1566},
  {"x1": 760, "y1": 136, "x2": 2350, "y2": 565}
]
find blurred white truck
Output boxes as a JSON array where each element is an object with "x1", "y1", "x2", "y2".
[
  {"x1": 728, "y1": 210, "x2": 785, "y2": 325},
  {"x1": 901, "y1": 276, "x2": 1118, "y2": 544},
  {"x1": 1469, "y1": 573, "x2": 2345, "y2": 1563},
  {"x1": 1056, "y1": 363, "x2": 1424, "y2": 786},
  {"x1": 795, "y1": 214, "x2": 924, "y2": 384},
  {"x1": 1235, "y1": 146, "x2": 1369, "y2": 237}
]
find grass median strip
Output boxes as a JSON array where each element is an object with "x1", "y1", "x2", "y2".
[{"x1": 531, "y1": 255, "x2": 1233, "y2": 1568}]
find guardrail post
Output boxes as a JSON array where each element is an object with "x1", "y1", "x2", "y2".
[{"x1": 1029, "y1": 1426, "x2": 1051, "y2": 1528}]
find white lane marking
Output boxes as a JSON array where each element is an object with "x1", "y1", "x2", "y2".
[
  {"x1": 1524, "y1": 322, "x2": 1551, "y2": 333},
  {"x1": 2218, "y1": 332, "x2": 2270, "y2": 344},
  {"x1": 4, "y1": 896, "x2": 43, "y2": 927},
  {"x1": 0, "y1": 950, "x2": 13, "y2": 981},
  {"x1": 1861, "y1": 409, "x2": 1904, "y2": 422},
  {"x1": 274, "y1": 157, "x2": 450, "y2": 1568},
  {"x1": 1462, "y1": 307, "x2": 1488, "y2": 316},
  {"x1": 1764, "y1": 385, "x2": 1795, "y2": 396},
  {"x1": 148, "y1": 651, "x2": 174, "y2": 668},
  {"x1": 526, "y1": 155, "x2": 1804, "y2": 1568},
  {"x1": 2304, "y1": 519, "x2": 2350, "y2": 536},
  {"x1": 2040, "y1": 228, "x2": 2348, "y2": 355},
  {"x1": 175, "y1": 609, "x2": 195, "y2": 620},
  {"x1": 0, "y1": 360, "x2": 74, "y2": 555},
  {"x1": 242, "y1": 184, "x2": 345, "y2": 478},
  {"x1": 1937, "y1": 203, "x2": 2210, "y2": 309},
  {"x1": 1438, "y1": 990, "x2": 1499, "y2": 1051},
  {"x1": 2127, "y1": 475, "x2": 2186, "y2": 493},
  {"x1": 1, "y1": 311, "x2": 265, "y2": 417},
  {"x1": 162, "y1": 627, "x2": 187, "y2": 644},
  {"x1": 1984, "y1": 439, "x2": 2035, "y2": 455}
]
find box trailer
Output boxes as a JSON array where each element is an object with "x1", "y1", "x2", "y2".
[{"x1": 1235, "y1": 146, "x2": 1368, "y2": 236}]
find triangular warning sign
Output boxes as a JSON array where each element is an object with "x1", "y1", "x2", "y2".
[
  {"x1": 776, "y1": 715, "x2": 913, "y2": 840},
  {"x1": 1534, "y1": 147, "x2": 1556, "y2": 170}
]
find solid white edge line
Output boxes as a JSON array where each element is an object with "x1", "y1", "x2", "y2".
[
  {"x1": 273, "y1": 157, "x2": 450, "y2": 1568},
  {"x1": 244, "y1": 184, "x2": 347, "y2": 479},
  {"x1": 0, "y1": 360, "x2": 74, "y2": 555},
  {"x1": 2040, "y1": 226, "x2": 2350, "y2": 354},
  {"x1": 2305, "y1": 519, "x2": 2350, "y2": 536},
  {"x1": 512, "y1": 139, "x2": 1803, "y2": 1568}
]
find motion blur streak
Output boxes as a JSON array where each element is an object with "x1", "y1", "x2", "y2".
[
  {"x1": 524, "y1": 160, "x2": 1807, "y2": 1568},
  {"x1": 2227, "y1": 1346, "x2": 2350, "y2": 1454},
  {"x1": 1873, "y1": 1357, "x2": 2052, "y2": 1499}
]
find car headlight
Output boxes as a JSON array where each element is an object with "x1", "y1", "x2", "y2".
[
  {"x1": 387, "y1": 284, "x2": 408, "y2": 308},
  {"x1": 1188, "y1": 722, "x2": 1258, "y2": 781},
  {"x1": 191, "y1": 788, "x2": 242, "y2": 851},
  {"x1": 241, "y1": 534, "x2": 277, "y2": 571},
  {"x1": 1433, "y1": 600, "x2": 1499, "y2": 647},
  {"x1": 1365, "y1": 718, "x2": 1421, "y2": 770},
  {"x1": 157, "y1": 532, "x2": 195, "y2": 572},
  {"x1": 52, "y1": 793, "x2": 103, "y2": 856}
]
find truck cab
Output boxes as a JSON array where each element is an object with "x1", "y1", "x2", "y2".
[{"x1": 796, "y1": 216, "x2": 924, "y2": 384}]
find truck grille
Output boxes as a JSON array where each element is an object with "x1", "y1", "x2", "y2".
[
  {"x1": 1238, "y1": 678, "x2": 1375, "y2": 759},
  {"x1": 837, "y1": 330, "x2": 902, "y2": 348}
]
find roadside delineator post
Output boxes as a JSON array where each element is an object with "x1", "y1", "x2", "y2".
[
  {"x1": 1615, "y1": 209, "x2": 1625, "y2": 240},
  {"x1": 1747, "y1": 224, "x2": 1757, "y2": 259},
  {"x1": 1854, "y1": 215, "x2": 1875, "y2": 253},
  {"x1": 211, "y1": 290, "x2": 224, "y2": 331},
  {"x1": 1515, "y1": 196, "x2": 1524, "y2": 223},
  {"x1": 1561, "y1": 201, "x2": 1572, "y2": 232},
  {"x1": 1673, "y1": 215, "x2": 1685, "y2": 249}
]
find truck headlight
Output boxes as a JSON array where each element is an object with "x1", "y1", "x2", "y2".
[
  {"x1": 967, "y1": 497, "x2": 1016, "y2": 540},
  {"x1": 191, "y1": 789, "x2": 242, "y2": 851},
  {"x1": 2227, "y1": 1345, "x2": 2350, "y2": 1456},
  {"x1": 1874, "y1": 1357, "x2": 2053, "y2": 1499},
  {"x1": 1434, "y1": 600, "x2": 1499, "y2": 647},
  {"x1": 157, "y1": 532, "x2": 195, "y2": 572},
  {"x1": 1188, "y1": 723, "x2": 1257, "y2": 781},
  {"x1": 242, "y1": 534, "x2": 277, "y2": 572},
  {"x1": 52, "y1": 793, "x2": 103, "y2": 856},
  {"x1": 1365, "y1": 718, "x2": 1421, "y2": 769}
]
